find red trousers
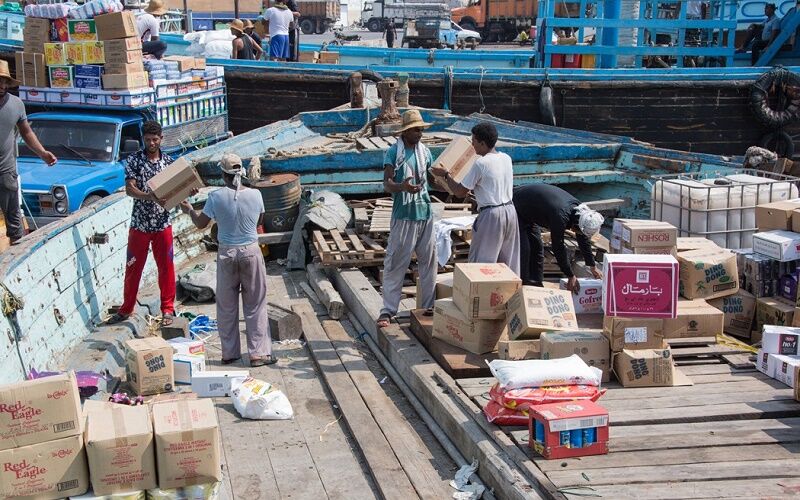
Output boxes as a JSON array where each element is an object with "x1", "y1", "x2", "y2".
[{"x1": 120, "y1": 227, "x2": 176, "y2": 316}]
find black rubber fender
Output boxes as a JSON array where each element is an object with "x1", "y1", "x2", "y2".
[
  {"x1": 539, "y1": 80, "x2": 556, "y2": 126},
  {"x1": 750, "y1": 67, "x2": 800, "y2": 128},
  {"x1": 760, "y1": 129, "x2": 796, "y2": 158}
]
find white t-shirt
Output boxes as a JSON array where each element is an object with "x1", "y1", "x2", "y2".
[
  {"x1": 136, "y1": 12, "x2": 160, "y2": 42},
  {"x1": 202, "y1": 187, "x2": 265, "y2": 246},
  {"x1": 265, "y1": 7, "x2": 294, "y2": 36},
  {"x1": 460, "y1": 151, "x2": 514, "y2": 209}
]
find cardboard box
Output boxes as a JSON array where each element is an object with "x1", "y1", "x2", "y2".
[
  {"x1": 677, "y1": 248, "x2": 739, "y2": 300},
  {"x1": 708, "y1": 289, "x2": 757, "y2": 338},
  {"x1": 146, "y1": 157, "x2": 205, "y2": 211},
  {"x1": 540, "y1": 331, "x2": 611, "y2": 382},
  {"x1": 48, "y1": 65, "x2": 74, "y2": 88},
  {"x1": 65, "y1": 42, "x2": 86, "y2": 65},
  {"x1": 43, "y1": 42, "x2": 66, "y2": 66},
  {"x1": 559, "y1": 278, "x2": 603, "y2": 314},
  {"x1": 620, "y1": 246, "x2": 676, "y2": 256},
  {"x1": 453, "y1": 263, "x2": 521, "y2": 319},
  {"x1": 432, "y1": 136, "x2": 478, "y2": 194},
  {"x1": 771, "y1": 354, "x2": 800, "y2": 387},
  {"x1": 602, "y1": 316, "x2": 664, "y2": 352},
  {"x1": 529, "y1": 401, "x2": 609, "y2": 460},
  {"x1": 103, "y1": 89, "x2": 154, "y2": 107},
  {"x1": 103, "y1": 37, "x2": 142, "y2": 52},
  {"x1": 95, "y1": 11, "x2": 137, "y2": 41},
  {"x1": 756, "y1": 200, "x2": 800, "y2": 231},
  {"x1": 318, "y1": 51, "x2": 340, "y2": 64},
  {"x1": 761, "y1": 326, "x2": 800, "y2": 355},
  {"x1": 795, "y1": 364, "x2": 800, "y2": 401},
  {"x1": 497, "y1": 339, "x2": 540, "y2": 360},
  {"x1": 506, "y1": 286, "x2": 579, "y2": 340},
  {"x1": 168, "y1": 337, "x2": 206, "y2": 357},
  {"x1": 298, "y1": 51, "x2": 319, "y2": 62},
  {"x1": 14, "y1": 52, "x2": 47, "y2": 88},
  {"x1": 756, "y1": 296, "x2": 796, "y2": 332},
  {"x1": 23, "y1": 39, "x2": 46, "y2": 55},
  {"x1": 164, "y1": 55, "x2": 197, "y2": 72},
  {"x1": 104, "y1": 46, "x2": 143, "y2": 66},
  {"x1": 68, "y1": 19, "x2": 97, "y2": 42},
  {"x1": 174, "y1": 354, "x2": 205, "y2": 385},
  {"x1": 753, "y1": 230, "x2": 800, "y2": 262},
  {"x1": 24, "y1": 17, "x2": 50, "y2": 41},
  {"x1": 662, "y1": 299, "x2": 724, "y2": 338},
  {"x1": 82, "y1": 41, "x2": 105, "y2": 64},
  {"x1": 432, "y1": 299, "x2": 506, "y2": 354},
  {"x1": 85, "y1": 405, "x2": 157, "y2": 495},
  {"x1": 620, "y1": 220, "x2": 677, "y2": 249},
  {"x1": 0, "y1": 434, "x2": 88, "y2": 499},
  {"x1": 602, "y1": 254, "x2": 679, "y2": 318},
  {"x1": 612, "y1": 348, "x2": 692, "y2": 387},
  {"x1": 416, "y1": 272, "x2": 453, "y2": 309},
  {"x1": 104, "y1": 61, "x2": 146, "y2": 75},
  {"x1": 781, "y1": 271, "x2": 800, "y2": 303},
  {"x1": 676, "y1": 237, "x2": 721, "y2": 252},
  {"x1": 152, "y1": 399, "x2": 222, "y2": 489},
  {"x1": 125, "y1": 337, "x2": 175, "y2": 396},
  {"x1": 102, "y1": 72, "x2": 149, "y2": 90},
  {"x1": 791, "y1": 210, "x2": 800, "y2": 233},
  {"x1": 190, "y1": 371, "x2": 248, "y2": 398},
  {"x1": 0, "y1": 372, "x2": 82, "y2": 450}
]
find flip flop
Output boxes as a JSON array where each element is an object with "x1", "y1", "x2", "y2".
[
  {"x1": 221, "y1": 357, "x2": 241, "y2": 365},
  {"x1": 162, "y1": 314, "x2": 175, "y2": 327},
  {"x1": 376, "y1": 313, "x2": 391, "y2": 329},
  {"x1": 106, "y1": 312, "x2": 130, "y2": 325},
  {"x1": 250, "y1": 355, "x2": 278, "y2": 367}
]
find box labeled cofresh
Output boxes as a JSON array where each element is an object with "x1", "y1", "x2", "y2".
[
  {"x1": 709, "y1": 289, "x2": 757, "y2": 338},
  {"x1": 0, "y1": 434, "x2": 88, "y2": 499},
  {"x1": 602, "y1": 316, "x2": 665, "y2": 352},
  {"x1": 432, "y1": 299, "x2": 507, "y2": 354},
  {"x1": 753, "y1": 230, "x2": 800, "y2": 262},
  {"x1": 602, "y1": 254, "x2": 679, "y2": 318},
  {"x1": 559, "y1": 278, "x2": 603, "y2": 314},
  {"x1": 125, "y1": 337, "x2": 174, "y2": 396},
  {"x1": 452, "y1": 263, "x2": 521, "y2": 319},
  {"x1": 146, "y1": 157, "x2": 205, "y2": 211},
  {"x1": 540, "y1": 331, "x2": 610, "y2": 382},
  {"x1": 662, "y1": 299, "x2": 724, "y2": 338},
  {"x1": 68, "y1": 19, "x2": 97, "y2": 42},
  {"x1": 506, "y1": 286, "x2": 579, "y2": 340},
  {"x1": 612, "y1": 348, "x2": 692, "y2": 387},
  {"x1": 677, "y1": 248, "x2": 739, "y2": 300}
]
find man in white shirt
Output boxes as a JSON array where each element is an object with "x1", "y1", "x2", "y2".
[
  {"x1": 135, "y1": 0, "x2": 167, "y2": 59},
  {"x1": 431, "y1": 122, "x2": 520, "y2": 274},
  {"x1": 262, "y1": 0, "x2": 295, "y2": 61}
]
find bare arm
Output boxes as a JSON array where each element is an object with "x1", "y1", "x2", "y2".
[
  {"x1": 249, "y1": 34, "x2": 264, "y2": 56},
  {"x1": 17, "y1": 120, "x2": 56, "y2": 166},
  {"x1": 383, "y1": 164, "x2": 419, "y2": 194},
  {"x1": 179, "y1": 201, "x2": 212, "y2": 229},
  {"x1": 125, "y1": 178, "x2": 158, "y2": 202},
  {"x1": 441, "y1": 173, "x2": 470, "y2": 198},
  {"x1": 231, "y1": 38, "x2": 241, "y2": 58}
]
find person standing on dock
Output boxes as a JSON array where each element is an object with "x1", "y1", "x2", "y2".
[
  {"x1": 0, "y1": 60, "x2": 56, "y2": 245},
  {"x1": 230, "y1": 19, "x2": 263, "y2": 60},
  {"x1": 383, "y1": 18, "x2": 397, "y2": 48},
  {"x1": 134, "y1": 0, "x2": 168, "y2": 59},
  {"x1": 431, "y1": 122, "x2": 520, "y2": 275},
  {"x1": 109, "y1": 121, "x2": 176, "y2": 325},
  {"x1": 376, "y1": 110, "x2": 437, "y2": 329},
  {"x1": 262, "y1": 0, "x2": 295, "y2": 61},
  {"x1": 512, "y1": 184, "x2": 603, "y2": 291},
  {"x1": 244, "y1": 20, "x2": 264, "y2": 59},
  {"x1": 180, "y1": 154, "x2": 276, "y2": 367}
]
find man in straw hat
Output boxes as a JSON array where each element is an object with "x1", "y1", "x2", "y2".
[
  {"x1": 230, "y1": 19, "x2": 263, "y2": 60},
  {"x1": 432, "y1": 121, "x2": 520, "y2": 274},
  {"x1": 262, "y1": 0, "x2": 295, "y2": 61},
  {"x1": 134, "y1": 0, "x2": 168, "y2": 59},
  {"x1": 512, "y1": 183, "x2": 603, "y2": 291},
  {"x1": 376, "y1": 110, "x2": 437, "y2": 329},
  {"x1": 0, "y1": 60, "x2": 56, "y2": 244},
  {"x1": 180, "y1": 154, "x2": 276, "y2": 366},
  {"x1": 244, "y1": 19, "x2": 264, "y2": 58}
]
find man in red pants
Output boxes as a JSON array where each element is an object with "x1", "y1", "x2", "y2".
[{"x1": 108, "y1": 121, "x2": 176, "y2": 325}]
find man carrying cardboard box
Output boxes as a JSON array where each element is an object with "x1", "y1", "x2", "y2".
[
  {"x1": 377, "y1": 110, "x2": 437, "y2": 329},
  {"x1": 431, "y1": 122, "x2": 520, "y2": 274},
  {"x1": 180, "y1": 154, "x2": 276, "y2": 367},
  {"x1": 133, "y1": 0, "x2": 168, "y2": 59},
  {"x1": 108, "y1": 121, "x2": 178, "y2": 325}
]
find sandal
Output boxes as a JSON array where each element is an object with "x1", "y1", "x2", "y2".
[
  {"x1": 221, "y1": 357, "x2": 241, "y2": 365},
  {"x1": 161, "y1": 314, "x2": 175, "y2": 327},
  {"x1": 423, "y1": 308, "x2": 434, "y2": 316},
  {"x1": 106, "y1": 312, "x2": 131, "y2": 324},
  {"x1": 250, "y1": 355, "x2": 278, "y2": 367},
  {"x1": 376, "y1": 313, "x2": 391, "y2": 329}
]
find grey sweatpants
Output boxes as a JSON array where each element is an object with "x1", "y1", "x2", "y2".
[
  {"x1": 468, "y1": 204, "x2": 521, "y2": 276},
  {"x1": 381, "y1": 217, "x2": 437, "y2": 317},
  {"x1": 217, "y1": 242, "x2": 272, "y2": 360},
  {"x1": 0, "y1": 173, "x2": 24, "y2": 241}
]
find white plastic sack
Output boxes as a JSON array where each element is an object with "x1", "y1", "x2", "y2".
[
  {"x1": 231, "y1": 377, "x2": 293, "y2": 420},
  {"x1": 203, "y1": 40, "x2": 234, "y2": 59},
  {"x1": 489, "y1": 355, "x2": 603, "y2": 389}
]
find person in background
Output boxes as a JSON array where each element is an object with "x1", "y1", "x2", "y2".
[
  {"x1": 134, "y1": 0, "x2": 168, "y2": 59},
  {"x1": 180, "y1": 154, "x2": 275, "y2": 367},
  {"x1": 383, "y1": 18, "x2": 397, "y2": 48},
  {"x1": 737, "y1": 3, "x2": 782, "y2": 64},
  {"x1": 431, "y1": 122, "x2": 520, "y2": 274},
  {"x1": 285, "y1": 0, "x2": 301, "y2": 61},
  {"x1": 230, "y1": 19, "x2": 263, "y2": 60},
  {"x1": 108, "y1": 121, "x2": 176, "y2": 325},
  {"x1": 0, "y1": 60, "x2": 56, "y2": 245},
  {"x1": 376, "y1": 110, "x2": 437, "y2": 329},
  {"x1": 262, "y1": 0, "x2": 295, "y2": 61},
  {"x1": 244, "y1": 19, "x2": 264, "y2": 58},
  {"x1": 512, "y1": 184, "x2": 603, "y2": 291}
]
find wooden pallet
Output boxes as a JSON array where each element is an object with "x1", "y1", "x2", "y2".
[
  {"x1": 355, "y1": 136, "x2": 397, "y2": 151},
  {"x1": 312, "y1": 229, "x2": 385, "y2": 267}
]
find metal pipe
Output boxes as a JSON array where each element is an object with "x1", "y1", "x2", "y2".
[{"x1": 345, "y1": 311, "x2": 496, "y2": 500}]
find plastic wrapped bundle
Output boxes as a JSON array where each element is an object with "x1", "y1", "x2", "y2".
[
  {"x1": 488, "y1": 383, "x2": 606, "y2": 411},
  {"x1": 24, "y1": 2, "x2": 76, "y2": 18},
  {"x1": 483, "y1": 401, "x2": 529, "y2": 426},
  {"x1": 488, "y1": 355, "x2": 604, "y2": 390},
  {"x1": 69, "y1": 0, "x2": 124, "y2": 19}
]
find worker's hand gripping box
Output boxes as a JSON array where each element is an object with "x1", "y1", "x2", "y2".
[
  {"x1": 528, "y1": 400, "x2": 609, "y2": 460},
  {"x1": 0, "y1": 434, "x2": 88, "y2": 499},
  {"x1": 452, "y1": 263, "x2": 521, "y2": 320},
  {"x1": 125, "y1": 337, "x2": 175, "y2": 396},
  {"x1": 146, "y1": 157, "x2": 205, "y2": 211},
  {"x1": 431, "y1": 136, "x2": 478, "y2": 194},
  {"x1": 559, "y1": 278, "x2": 603, "y2": 314},
  {"x1": 505, "y1": 286, "x2": 579, "y2": 340},
  {"x1": 677, "y1": 248, "x2": 739, "y2": 300},
  {"x1": 602, "y1": 254, "x2": 679, "y2": 318}
]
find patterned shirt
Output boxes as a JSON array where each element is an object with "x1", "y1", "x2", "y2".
[{"x1": 125, "y1": 149, "x2": 173, "y2": 233}]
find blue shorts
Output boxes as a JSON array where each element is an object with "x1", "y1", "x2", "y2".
[{"x1": 269, "y1": 34, "x2": 290, "y2": 59}]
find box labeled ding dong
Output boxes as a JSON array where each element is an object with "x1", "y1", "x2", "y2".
[
  {"x1": 709, "y1": 289, "x2": 756, "y2": 338},
  {"x1": 506, "y1": 286, "x2": 579, "y2": 340},
  {"x1": 125, "y1": 337, "x2": 174, "y2": 396},
  {"x1": 677, "y1": 248, "x2": 739, "y2": 300}
]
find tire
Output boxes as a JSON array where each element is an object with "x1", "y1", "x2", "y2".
[
  {"x1": 367, "y1": 19, "x2": 381, "y2": 32},
  {"x1": 750, "y1": 67, "x2": 800, "y2": 128},
  {"x1": 299, "y1": 18, "x2": 315, "y2": 35},
  {"x1": 760, "y1": 130, "x2": 796, "y2": 158},
  {"x1": 315, "y1": 22, "x2": 327, "y2": 34},
  {"x1": 460, "y1": 20, "x2": 477, "y2": 32},
  {"x1": 80, "y1": 194, "x2": 104, "y2": 209}
]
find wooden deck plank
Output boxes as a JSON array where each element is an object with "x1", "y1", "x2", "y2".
[
  {"x1": 568, "y1": 478, "x2": 800, "y2": 500},
  {"x1": 611, "y1": 399, "x2": 800, "y2": 425},
  {"x1": 601, "y1": 389, "x2": 796, "y2": 411}
]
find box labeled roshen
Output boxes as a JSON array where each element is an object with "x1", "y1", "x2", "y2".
[
  {"x1": 620, "y1": 220, "x2": 677, "y2": 248},
  {"x1": 506, "y1": 286, "x2": 579, "y2": 340}
]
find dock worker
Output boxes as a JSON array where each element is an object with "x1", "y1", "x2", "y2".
[
  {"x1": 512, "y1": 184, "x2": 603, "y2": 291},
  {"x1": 230, "y1": 19, "x2": 263, "y2": 60},
  {"x1": 262, "y1": 0, "x2": 295, "y2": 61},
  {"x1": 108, "y1": 121, "x2": 178, "y2": 326},
  {"x1": 376, "y1": 110, "x2": 437, "y2": 329},
  {"x1": 0, "y1": 60, "x2": 56, "y2": 245},
  {"x1": 383, "y1": 18, "x2": 397, "y2": 48},
  {"x1": 134, "y1": 0, "x2": 168, "y2": 59},
  {"x1": 431, "y1": 122, "x2": 520, "y2": 275},
  {"x1": 737, "y1": 3, "x2": 782, "y2": 65},
  {"x1": 244, "y1": 19, "x2": 264, "y2": 59},
  {"x1": 180, "y1": 154, "x2": 275, "y2": 367}
]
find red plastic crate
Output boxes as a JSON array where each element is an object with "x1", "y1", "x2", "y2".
[{"x1": 529, "y1": 400, "x2": 609, "y2": 459}]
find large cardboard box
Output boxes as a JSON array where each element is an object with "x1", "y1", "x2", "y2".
[
  {"x1": 416, "y1": 272, "x2": 453, "y2": 309},
  {"x1": 95, "y1": 11, "x2": 137, "y2": 40},
  {"x1": 612, "y1": 349, "x2": 692, "y2": 387},
  {"x1": 761, "y1": 326, "x2": 800, "y2": 355},
  {"x1": 676, "y1": 237, "x2": 721, "y2": 252},
  {"x1": 0, "y1": 372, "x2": 82, "y2": 450},
  {"x1": 432, "y1": 299, "x2": 507, "y2": 354},
  {"x1": 14, "y1": 52, "x2": 47, "y2": 87},
  {"x1": 602, "y1": 316, "x2": 664, "y2": 352},
  {"x1": 497, "y1": 339, "x2": 540, "y2": 360},
  {"x1": 756, "y1": 296, "x2": 796, "y2": 332},
  {"x1": 152, "y1": 399, "x2": 222, "y2": 489},
  {"x1": 771, "y1": 354, "x2": 800, "y2": 387},
  {"x1": 146, "y1": 157, "x2": 205, "y2": 211},
  {"x1": 104, "y1": 40, "x2": 143, "y2": 66},
  {"x1": 298, "y1": 51, "x2": 319, "y2": 63},
  {"x1": 540, "y1": 331, "x2": 611, "y2": 382},
  {"x1": 602, "y1": 254, "x2": 679, "y2": 318},
  {"x1": 559, "y1": 278, "x2": 603, "y2": 314},
  {"x1": 620, "y1": 220, "x2": 677, "y2": 249},
  {"x1": 452, "y1": 263, "x2": 521, "y2": 319},
  {"x1": 662, "y1": 299, "x2": 724, "y2": 338},
  {"x1": 68, "y1": 19, "x2": 98, "y2": 42},
  {"x1": 23, "y1": 17, "x2": 50, "y2": 42},
  {"x1": 709, "y1": 289, "x2": 757, "y2": 338},
  {"x1": 318, "y1": 51, "x2": 340, "y2": 64},
  {"x1": 102, "y1": 72, "x2": 149, "y2": 90},
  {"x1": 506, "y1": 286, "x2": 579, "y2": 340},
  {"x1": 431, "y1": 136, "x2": 478, "y2": 194},
  {"x1": 0, "y1": 434, "x2": 88, "y2": 499},
  {"x1": 752, "y1": 230, "x2": 800, "y2": 262},
  {"x1": 795, "y1": 365, "x2": 800, "y2": 401},
  {"x1": 43, "y1": 42, "x2": 66, "y2": 66},
  {"x1": 85, "y1": 405, "x2": 157, "y2": 495},
  {"x1": 125, "y1": 337, "x2": 174, "y2": 396},
  {"x1": 82, "y1": 41, "x2": 105, "y2": 64},
  {"x1": 677, "y1": 248, "x2": 739, "y2": 300},
  {"x1": 756, "y1": 200, "x2": 800, "y2": 231},
  {"x1": 104, "y1": 61, "x2": 146, "y2": 75},
  {"x1": 163, "y1": 55, "x2": 197, "y2": 72}
]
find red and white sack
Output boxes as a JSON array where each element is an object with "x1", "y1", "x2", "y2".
[
  {"x1": 483, "y1": 401, "x2": 529, "y2": 426},
  {"x1": 489, "y1": 383, "x2": 606, "y2": 411},
  {"x1": 488, "y1": 355, "x2": 603, "y2": 390}
]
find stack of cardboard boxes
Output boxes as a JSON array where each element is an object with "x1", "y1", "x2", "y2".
[{"x1": 755, "y1": 326, "x2": 800, "y2": 401}]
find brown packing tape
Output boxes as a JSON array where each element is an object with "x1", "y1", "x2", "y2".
[
  {"x1": 110, "y1": 409, "x2": 135, "y2": 492},
  {"x1": 159, "y1": 176, "x2": 199, "y2": 202},
  {"x1": 177, "y1": 400, "x2": 194, "y2": 443}
]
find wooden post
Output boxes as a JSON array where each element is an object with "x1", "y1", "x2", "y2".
[
  {"x1": 349, "y1": 72, "x2": 364, "y2": 109},
  {"x1": 234, "y1": 0, "x2": 240, "y2": 19},
  {"x1": 306, "y1": 263, "x2": 345, "y2": 319}
]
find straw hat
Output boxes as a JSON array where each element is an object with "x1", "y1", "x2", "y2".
[
  {"x1": 0, "y1": 60, "x2": 19, "y2": 87},
  {"x1": 397, "y1": 109, "x2": 432, "y2": 132},
  {"x1": 229, "y1": 19, "x2": 245, "y2": 34},
  {"x1": 145, "y1": 0, "x2": 168, "y2": 16},
  {"x1": 243, "y1": 19, "x2": 255, "y2": 29}
]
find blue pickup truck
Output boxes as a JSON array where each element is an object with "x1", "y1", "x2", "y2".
[{"x1": 17, "y1": 77, "x2": 229, "y2": 226}]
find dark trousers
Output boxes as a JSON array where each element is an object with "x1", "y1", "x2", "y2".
[
  {"x1": 752, "y1": 39, "x2": 770, "y2": 65},
  {"x1": 0, "y1": 173, "x2": 24, "y2": 241},
  {"x1": 142, "y1": 40, "x2": 168, "y2": 59},
  {"x1": 519, "y1": 221, "x2": 544, "y2": 286}
]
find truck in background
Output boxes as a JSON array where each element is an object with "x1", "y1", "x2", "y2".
[
  {"x1": 451, "y1": 0, "x2": 538, "y2": 42},
  {"x1": 361, "y1": 0, "x2": 450, "y2": 32}
]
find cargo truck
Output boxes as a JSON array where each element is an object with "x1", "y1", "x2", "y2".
[
  {"x1": 361, "y1": 0, "x2": 450, "y2": 32},
  {"x1": 451, "y1": 0, "x2": 539, "y2": 42}
]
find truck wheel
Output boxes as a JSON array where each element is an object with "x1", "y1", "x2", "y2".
[
  {"x1": 81, "y1": 195, "x2": 104, "y2": 209},
  {"x1": 300, "y1": 18, "x2": 315, "y2": 35},
  {"x1": 315, "y1": 21, "x2": 327, "y2": 34},
  {"x1": 460, "y1": 20, "x2": 477, "y2": 32},
  {"x1": 367, "y1": 18, "x2": 381, "y2": 32}
]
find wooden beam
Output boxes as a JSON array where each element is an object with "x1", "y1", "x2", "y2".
[
  {"x1": 306, "y1": 263, "x2": 345, "y2": 320},
  {"x1": 292, "y1": 303, "x2": 419, "y2": 500},
  {"x1": 257, "y1": 231, "x2": 293, "y2": 245},
  {"x1": 585, "y1": 198, "x2": 629, "y2": 212}
]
